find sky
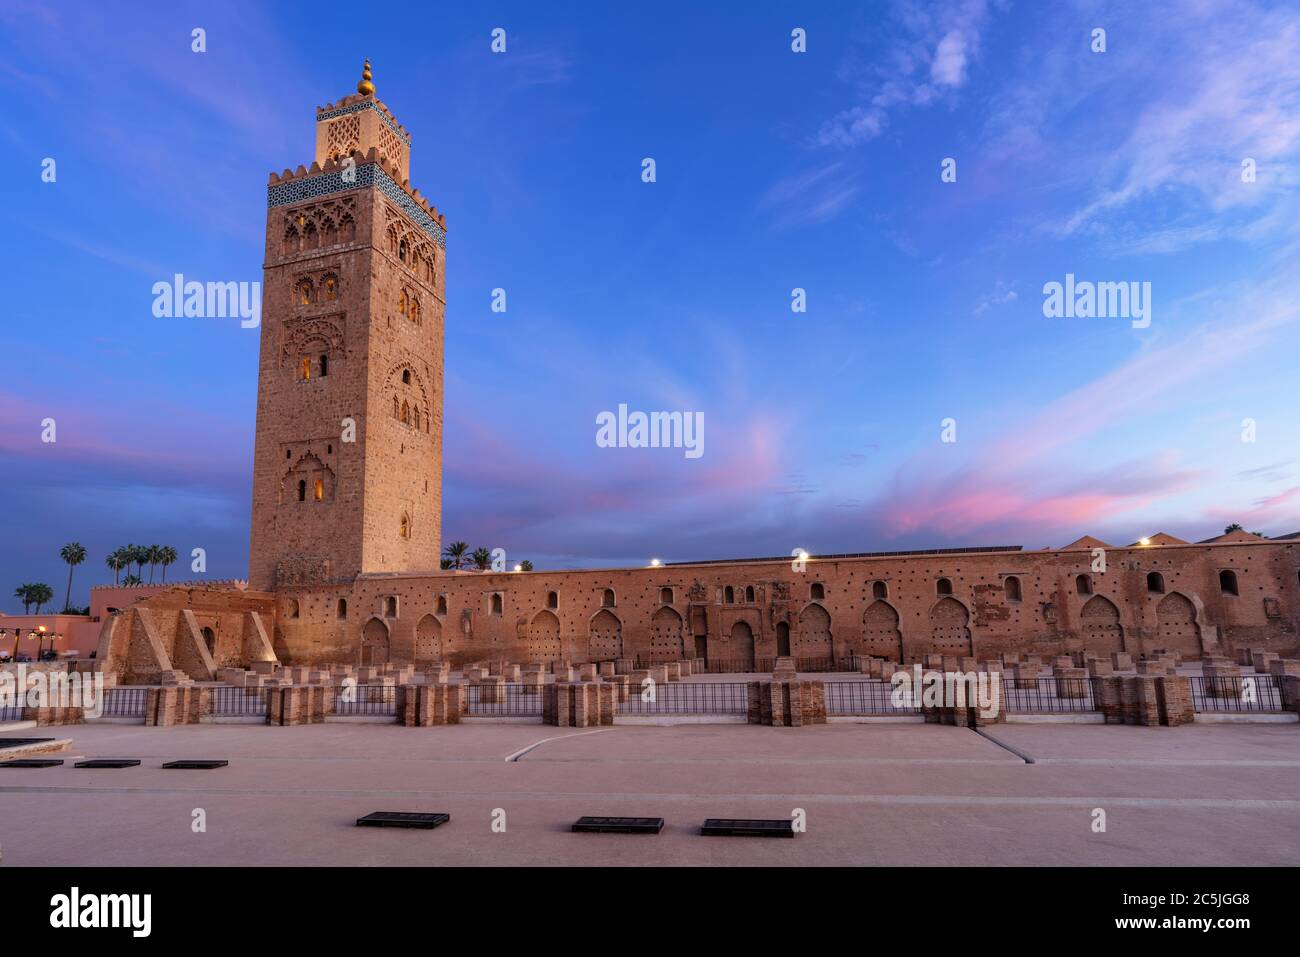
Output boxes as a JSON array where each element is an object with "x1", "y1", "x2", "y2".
[{"x1": 1, "y1": 0, "x2": 1299, "y2": 612}]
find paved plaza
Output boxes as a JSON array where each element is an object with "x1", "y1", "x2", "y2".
[{"x1": 1, "y1": 721, "x2": 1297, "y2": 866}]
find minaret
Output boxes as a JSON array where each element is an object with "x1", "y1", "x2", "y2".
[{"x1": 248, "y1": 62, "x2": 445, "y2": 590}]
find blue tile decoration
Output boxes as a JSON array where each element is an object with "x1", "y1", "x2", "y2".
[
  {"x1": 268, "y1": 164, "x2": 446, "y2": 248},
  {"x1": 316, "y1": 101, "x2": 412, "y2": 147}
]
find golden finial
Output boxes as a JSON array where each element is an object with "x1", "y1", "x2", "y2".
[{"x1": 357, "y1": 59, "x2": 375, "y2": 96}]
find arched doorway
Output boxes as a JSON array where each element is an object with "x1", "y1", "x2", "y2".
[
  {"x1": 361, "y1": 617, "x2": 390, "y2": 666},
  {"x1": 415, "y1": 614, "x2": 442, "y2": 662},
  {"x1": 201, "y1": 627, "x2": 216, "y2": 658},
  {"x1": 863, "y1": 600, "x2": 903, "y2": 663},
  {"x1": 528, "y1": 610, "x2": 562, "y2": 663},
  {"x1": 1156, "y1": 592, "x2": 1202, "y2": 658},
  {"x1": 776, "y1": 621, "x2": 791, "y2": 657},
  {"x1": 796, "y1": 603, "x2": 833, "y2": 662},
  {"x1": 928, "y1": 597, "x2": 972, "y2": 657},
  {"x1": 729, "y1": 621, "x2": 755, "y2": 670},
  {"x1": 588, "y1": 609, "x2": 622, "y2": 661},
  {"x1": 649, "y1": 606, "x2": 684, "y2": 662},
  {"x1": 1079, "y1": 595, "x2": 1124, "y2": 655}
]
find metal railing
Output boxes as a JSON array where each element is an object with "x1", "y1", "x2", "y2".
[
  {"x1": 618, "y1": 682, "x2": 749, "y2": 715},
  {"x1": 1000, "y1": 676, "x2": 1098, "y2": 713},
  {"x1": 99, "y1": 687, "x2": 149, "y2": 718},
  {"x1": 697, "y1": 656, "x2": 847, "y2": 674},
  {"x1": 1189, "y1": 675, "x2": 1288, "y2": 713},
  {"x1": 330, "y1": 684, "x2": 397, "y2": 716},
  {"x1": 212, "y1": 686, "x2": 268, "y2": 717},
  {"x1": 824, "y1": 680, "x2": 919, "y2": 715},
  {"x1": 0, "y1": 703, "x2": 22, "y2": 722},
  {"x1": 464, "y1": 683, "x2": 543, "y2": 717}
]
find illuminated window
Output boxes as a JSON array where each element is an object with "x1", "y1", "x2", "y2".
[
  {"x1": 298, "y1": 280, "x2": 313, "y2": 305},
  {"x1": 300, "y1": 357, "x2": 311, "y2": 380},
  {"x1": 313, "y1": 478, "x2": 324, "y2": 501},
  {"x1": 323, "y1": 275, "x2": 337, "y2": 300},
  {"x1": 400, "y1": 513, "x2": 410, "y2": 538}
]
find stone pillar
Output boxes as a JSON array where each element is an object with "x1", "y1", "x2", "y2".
[
  {"x1": 1268, "y1": 659, "x2": 1300, "y2": 678},
  {"x1": 598, "y1": 661, "x2": 615, "y2": 678},
  {"x1": 602, "y1": 673, "x2": 631, "y2": 702},
  {"x1": 1252, "y1": 652, "x2": 1280, "y2": 674},
  {"x1": 1086, "y1": 657, "x2": 1114, "y2": 677},
  {"x1": 746, "y1": 680, "x2": 826, "y2": 727},
  {"x1": 1203, "y1": 664, "x2": 1242, "y2": 699},
  {"x1": 1013, "y1": 663, "x2": 1040, "y2": 689}
]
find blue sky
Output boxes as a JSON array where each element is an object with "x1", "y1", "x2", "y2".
[{"x1": 2, "y1": 0, "x2": 1299, "y2": 611}]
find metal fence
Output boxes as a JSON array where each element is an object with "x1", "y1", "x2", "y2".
[
  {"x1": 99, "y1": 687, "x2": 149, "y2": 718},
  {"x1": 330, "y1": 684, "x2": 397, "y2": 716},
  {"x1": 1000, "y1": 676, "x2": 1098, "y2": 713},
  {"x1": 696, "y1": 656, "x2": 848, "y2": 674},
  {"x1": 1189, "y1": 675, "x2": 1288, "y2": 713},
  {"x1": 618, "y1": 682, "x2": 749, "y2": 715},
  {"x1": 464, "y1": 683, "x2": 543, "y2": 717},
  {"x1": 212, "y1": 686, "x2": 268, "y2": 717},
  {"x1": 824, "y1": 680, "x2": 918, "y2": 715},
  {"x1": 0, "y1": 702, "x2": 22, "y2": 722}
]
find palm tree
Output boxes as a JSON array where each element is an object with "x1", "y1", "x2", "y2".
[
  {"x1": 14, "y1": 584, "x2": 33, "y2": 614},
  {"x1": 440, "y1": 558, "x2": 454, "y2": 570},
  {"x1": 59, "y1": 542, "x2": 86, "y2": 612},
  {"x1": 106, "y1": 550, "x2": 125, "y2": 586},
  {"x1": 519, "y1": 560, "x2": 534, "y2": 571},
  {"x1": 146, "y1": 545, "x2": 163, "y2": 583},
  {"x1": 29, "y1": 583, "x2": 54, "y2": 614},
  {"x1": 158, "y1": 545, "x2": 178, "y2": 582},
  {"x1": 122, "y1": 574, "x2": 143, "y2": 586},
  {"x1": 471, "y1": 547, "x2": 492, "y2": 570},
  {"x1": 130, "y1": 544, "x2": 148, "y2": 580},
  {"x1": 442, "y1": 541, "x2": 469, "y2": 569}
]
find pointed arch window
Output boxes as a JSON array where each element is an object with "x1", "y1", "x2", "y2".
[
  {"x1": 400, "y1": 513, "x2": 411, "y2": 539},
  {"x1": 298, "y1": 279, "x2": 313, "y2": 305},
  {"x1": 323, "y1": 275, "x2": 337, "y2": 301},
  {"x1": 313, "y1": 478, "x2": 324, "y2": 502},
  {"x1": 297, "y1": 480, "x2": 306, "y2": 502},
  {"x1": 300, "y1": 357, "x2": 311, "y2": 380},
  {"x1": 318, "y1": 354, "x2": 328, "y2": 377}
]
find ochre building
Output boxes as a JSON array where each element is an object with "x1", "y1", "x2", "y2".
[{"x1": 97, "y1": 68, "x2": 1300, "y2": 680}]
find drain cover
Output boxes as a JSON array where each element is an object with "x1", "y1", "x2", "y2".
[
  {"x1": 0, "y1": 759, "x2": 64, "y2": 768},
  {"x1": 356, "y1": 811, "x2": 450, "y2": 829},
  {"x1": 571, "y1": 816, "x2": 665, "y2": 834},
  {"x1": 73, "y1": 759, "x2": 141, "y2": 769},
  {"x1": 700, "y1": 818, "x2": 795, "y2": 837},
  {"x1": 161, "y1": 760, "x2": 229, "y2": 769}
]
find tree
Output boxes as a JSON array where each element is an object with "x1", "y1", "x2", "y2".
[
  {"x1": 1224, "y1": 523, "x2": 1243, "y2": 534},
  {"x1": 439, "y1": 558, "x2": 454, "y2": 570},
  {"x1": 158, "y1": 545, "x2": 178, "y2": 582},
  {"x1": 146, "y1": 544, "x2": 163, "y2": 583},
  {"x1": 519, "y1": 560, "x2": 534, "y2": 571},
  {"x1": 471, "y1": 547, "x2": 491, "y2": 570},
  {"x1": 122, "y1": 574, "x2": 143, "y2": 586},
  {"x1": 442, "y1": 541, "x2": 469, "y2": 569},
  {"x1": 106, "y1": 549, "x2": 126, "y2": 586},
  {"x1": 59, "y1": 542, "x2": 87, "y2": 612},
  {"x1": 28, "y1": 583, "x2": 54, "y2": 614},
  {"x1": 13, "y1": 584, "x2": 33, "y2": 614}
]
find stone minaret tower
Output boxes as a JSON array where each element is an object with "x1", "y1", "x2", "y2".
[{"x1": 249, "y1": 61, "x2": 445, "y2": 591}]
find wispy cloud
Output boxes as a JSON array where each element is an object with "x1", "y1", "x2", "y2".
[
  {"x1": 758, "y1": 161, "x2": 861, "y2": 227},
  {"x1": 815, "y1": 0, "x2": 996, "y2": 148}
]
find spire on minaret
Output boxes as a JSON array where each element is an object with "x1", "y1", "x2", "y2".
[{"x1": 357, "y1": 59, "x2": 375, "y2": 96}]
